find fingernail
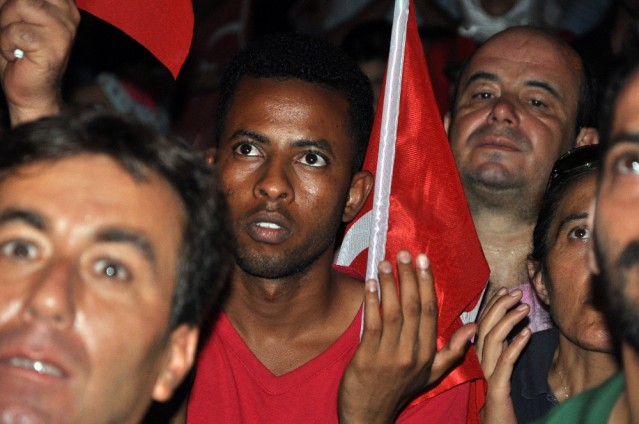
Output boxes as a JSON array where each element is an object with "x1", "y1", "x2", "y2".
[
  {"x1": 367, "y1": 279, "x2": 378, "y2": 293},
  {"x1": 416, "y1": 253, "x2": 429, "y2": 270},
  {"x1": 379, "y1": 261, "x2": 392, "y2": 274},
  {"x1": 397, "y1": 250, "x2": 411, "y2": 264},
  {"x1": 497, "y1": 287, "x2": 508, "y2": 296},
  {"x1": 509, "y1": 289, "x2": 523, "y2": 297},
  {"x1": 518, "y1": 328, "x2": 531, "y2": 338},
  {"x1": 516, "y1": 303, "x2": 528, "y2": 311}
]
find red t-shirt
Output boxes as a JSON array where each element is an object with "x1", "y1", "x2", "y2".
[{"x1": 187, "y1": 306, "x2": 471, "y2": 423}]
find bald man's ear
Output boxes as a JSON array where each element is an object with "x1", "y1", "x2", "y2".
[
  {"x1": 443, "y1": 112, "x2": 451, "y2": 136},
  {"x1": 575, "y1": 127, "x2": 599, "y2": 147}
]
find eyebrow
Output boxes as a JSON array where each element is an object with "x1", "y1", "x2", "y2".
[
  {"x1": 611, "y1": 132, "x2": 639, "y2": 145},
  {"x1": 464, "y1": 72, "x2": 561, "y2": 100},
  {"x1": 293, "y1": 138, "x2": 335, "y2": 156},
  {"x1": 463, "y1": 71, "x2": 498, "y2": 91},
  {"x1": 97, "y1": 228, "x2": 157, "y2": 267},
  {"x1": 230, "y1": 129, "x2": 269, "y2": 144},
  {"x1": 523, "y1": 80, "x2": 561, "y2": 100},
  {"x1": 0, "y1": 208, "x2": 46, "y2": 230},
  {"x1": 556, "y1": 212, "x2": 588, "y2": 237},
  {"x1": 0, "y1": 208, "x2": 158, "y2": 268}
]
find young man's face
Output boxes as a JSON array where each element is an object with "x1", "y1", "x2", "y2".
[
  {"x1": 594, "y1": 71, "x2": 639, "y2": 350},
  {"x1": 0, "y1": 154, "x2": 195, "y2": 423},
  {"x1": 216, "y1": 77, "x2": 362, "y2": 279},
  {"x1": 447, "y1": 28, "x2": 582, "y2": 205}
]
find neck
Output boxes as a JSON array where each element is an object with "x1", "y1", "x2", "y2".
[
  {"x1": 472, "y1": 206, "x2": 535, "y2": 296},
  {"x1": 550, "y1": 336, "x2": 619, "y2": 402},
  {"x1": 225, "y1": 253, "x2": 337, "y2": 334},
  {"x1": 223, "y1": 254, "x2": 363, "y2": 375}
]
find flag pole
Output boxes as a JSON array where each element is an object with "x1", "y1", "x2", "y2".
[{"x1": 365, "y1": 0, "x2": 409, "y2": 284}]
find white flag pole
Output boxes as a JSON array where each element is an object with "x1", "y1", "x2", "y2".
[{"x1": 365, "y1": 0, "x2": 409, "y2": 286}]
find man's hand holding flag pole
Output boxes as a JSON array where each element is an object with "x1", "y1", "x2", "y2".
[{"x1": 336, "y1": 0, "x2": 489, "y2": 421}]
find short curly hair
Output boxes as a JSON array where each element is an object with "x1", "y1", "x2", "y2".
[{"x1": 216, "y1": 32, "x2": 374, "y2": 174}]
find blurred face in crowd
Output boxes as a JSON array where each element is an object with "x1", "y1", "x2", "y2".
[
  {"x1": 0, "y1": 155, "x2": 197, "y2": 424},
  {"x1": 593, "y1": 70, "x2": 639, "y2": 351}
]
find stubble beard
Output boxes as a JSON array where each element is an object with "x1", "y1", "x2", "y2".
[
  {"x1": 233, "y1": 231, "x2": 337, "y2": 280},
  {"x1": 461, "y1": 170, "x2": 541, "y2": 221},
  {"x1": 595, "y1": 238, "x2": 639, "y2": 352}
]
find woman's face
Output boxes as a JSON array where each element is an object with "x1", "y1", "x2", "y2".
[{"x1": 533, "y1": 174, "x2": 613, "y2": 352}]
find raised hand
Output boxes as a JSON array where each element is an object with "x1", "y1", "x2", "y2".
[
  {"x1": 338, "y1": 250, "x2": 477, "y2": 423},
  {"x1": 0, "y1": 0, "x2": 79, "y2": 126},
  {"x1": 475, "y1": 288, "x2": 531, "y2": 424}
]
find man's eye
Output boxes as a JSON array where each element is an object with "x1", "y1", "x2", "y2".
[
  {"x1": 529, "y1": 98, "x2": 547, "y2": 108},
  {"x1": 93, "y1": 259, "x2": 130, "y2": 281},
  {"x1": 614, "y1": 154, "x2": 639, "y2": 175},
  {"x1": 298, "y1": 152, "x2": 328, "y2": 167},
  {"x1": 1, "y1": 240, "x2": 38, "y2": 259},
  {"x1": 234, "y1": 143, "x2": 260, "y2": 157},
  {"x1": 472, "y1": 92, "x2": 492, "y2": 100},
  {"x1": 568, "y1": 226, "x2": 590, "y2": 240}
]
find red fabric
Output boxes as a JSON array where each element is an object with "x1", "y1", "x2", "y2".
[
  {"x1": 76, "y1": 0, "x2": 193, "y2": 79},
  {"x1": 341, "y1": 1, "x2": 489, "y2": 421},
  {"x1": 187, "y1": 307, "x2": 471, "y2": 423}
]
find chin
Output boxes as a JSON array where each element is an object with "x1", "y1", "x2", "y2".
[{"x1": 0, "y1": 404, "x2": 56, "y2": 424}]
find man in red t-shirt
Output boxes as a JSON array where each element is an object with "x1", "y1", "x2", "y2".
[{"x1": 185, "y1": 32, "x2": 479, "y2": 423}]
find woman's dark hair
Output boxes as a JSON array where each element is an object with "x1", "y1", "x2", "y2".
[{"x1": 0, "y1": 108, "x2": 234, "y2": 329}]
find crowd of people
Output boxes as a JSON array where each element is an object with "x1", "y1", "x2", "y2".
[{"x1": 0, "y1": 0, "x2": 639, "y2": 423}]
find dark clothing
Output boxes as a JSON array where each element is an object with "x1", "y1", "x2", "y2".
[{"x1": 511, "y1": 327, "x2": 560, "y2": 423}]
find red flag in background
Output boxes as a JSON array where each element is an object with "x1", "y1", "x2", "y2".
[
  {"x1": 335, "y1": 0, "x2": 489, "y2": 421},
  {"x1": 76, "y1": 0, "x2": 194, "y2": 79}
]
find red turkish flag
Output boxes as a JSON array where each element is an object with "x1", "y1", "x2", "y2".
[
  {"x1": 335, "y1": 0, "x2": 489, "y2": 421},
  {"x1": 76, "y1": 0, "x2": 193, "y2": 79}
]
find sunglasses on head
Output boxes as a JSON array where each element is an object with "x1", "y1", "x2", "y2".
[{"x1": 546, "y1": 144, "x2": 601, "y2": 193}]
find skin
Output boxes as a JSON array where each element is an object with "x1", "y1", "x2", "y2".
[
  {"x1": 211, "y1": 76, "x2": 475, "y2": 423},
  {"x1": 592, "y1": 70, "x2": 639, "y2": 423},
  {"x1": 534, "y1": 175, "x2": 612, "y2": 354},
  {"x1": 444, "y1": 26, "x2": 598, "y2": 297},
  {"x1": 0, "y1": 0, "x2": 79, "y2": 126},
  {"x1": 0, "y1": 155, "x2": 198, "y2": 424},
  {"x1": 478, "y1": 174, "x2": 617, "y2": 424},
  {"x1": 217, "y1": 76, "x2": 376, "y2": 374}
]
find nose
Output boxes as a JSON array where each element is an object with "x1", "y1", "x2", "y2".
[
  {"x1": 21, "y1": 261, "x2": 76, "y2": 329},
  {"x1": 254, "y1": 158, "x2": 294, "y2": 203},
  {"x1": 488, "y1": 97, "x2": 519, "y2": 126}
]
